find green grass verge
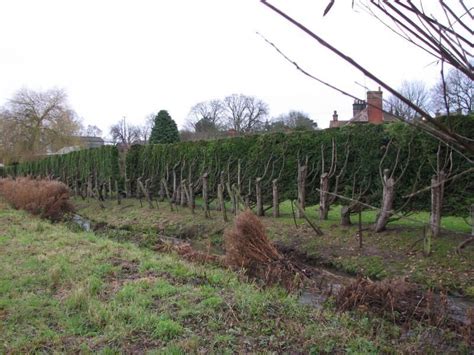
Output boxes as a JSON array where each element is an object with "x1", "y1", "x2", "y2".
[
  {"x1": 1, "y1": 201, "x2": 469, "y2": 353},
  {"x1": 76, "y1": 198, "x2": 473, "y2": 297}
]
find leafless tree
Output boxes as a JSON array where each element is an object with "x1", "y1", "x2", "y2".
[
  {"x1": 386, "y1": 80, "x2": 432, "y2": 120},
  {"x1": 109, "y1": 117, "x2": 142, "y2": 146},
  {"x1": 223, "y1": 94, "x2": 269, "y2": 133},
  {"x1": 260, "y1": 0, "x2": 474, "y2": 156},
  {"x1": 82, "y1": 125, "x2": 103, "y2": 137},
  {"x1": 137, "y1": 113, "x2": 155, "y2": 143},
  {"x1": 0, "y1": 87, "x2": 81, "y2": 162},
  {"x1": 186, "y1": 100, "x2": 225, "y2": 131},
  {"x1": 432, "y1": 66, "x2": 474, "y2": 115}
]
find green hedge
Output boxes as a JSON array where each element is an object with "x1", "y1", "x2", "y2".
[
  {"x1": 8, "y1": 146, "x2": 120, "y2": 186},
  {"x1": 8, "y1": 116, "x2": 474, "y2": 216},
  {"x1": 125, "y1": 116, "x2": 473, "y2": 215}
]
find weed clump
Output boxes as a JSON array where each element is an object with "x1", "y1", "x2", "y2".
[
  {"x1": 336, "y1": 277, "x2": 455, "y2": 327},
  {"x1": 224, "y1": 210, "x2": 305, "y2": 291},
  {"x1": 0, "y1": 177, "x2": 74, "y2": 221}
]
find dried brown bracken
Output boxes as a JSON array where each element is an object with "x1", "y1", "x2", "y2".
[
  {"x1": 0, "y1": 177, "x2": 75, "y2": 221},
  {"x1": 337, "y1": 277, "x2": 450, "y2": 326},
  {"x1": 224, "y1": 210, "x2": 306, "y2": 291}
]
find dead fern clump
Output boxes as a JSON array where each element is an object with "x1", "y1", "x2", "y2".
[
  {"x1": 173, "y1": 243, "x2": 224, "y2": 265},
  {"x1": 336, "y1": 277, "x2": 450, "y2": 327},
  {"x1": 0, "y1": 177, "x2": 75, "y2": 221},
  {"x1": 224, "y1": 210, "x2": 306, "y2": 291}
]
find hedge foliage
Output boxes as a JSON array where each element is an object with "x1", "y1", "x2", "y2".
[
  {"x1": 7, "y1": 116, "x2": 474, "y2": 216},
  {"x1": 6, "y1": 145, "x2": 120, "y2": 185}
]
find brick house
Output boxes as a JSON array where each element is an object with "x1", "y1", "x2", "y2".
[{"x1": 330, "y1": 89, "x2": 397, "y2": 128}]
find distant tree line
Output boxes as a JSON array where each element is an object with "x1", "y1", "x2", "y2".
[
  {"x1": 181, "y1": 94, "x2": 318, "y2": 141},
  {"x1": 386, "y1": 65, "x2": 473, "y2": 120}
]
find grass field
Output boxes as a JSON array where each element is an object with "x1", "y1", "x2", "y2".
[
  {"x1": 76, "y1": 197, "x2": 474, "y2": 297},
  {"x1": 1, "y1": 199, "x2": 471, "y2": 353}
]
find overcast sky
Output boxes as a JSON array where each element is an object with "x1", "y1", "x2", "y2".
[{"x1": 0, "y1": 0, "x2": 445, "y2": 134}]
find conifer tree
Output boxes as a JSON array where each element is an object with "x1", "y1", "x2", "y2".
[{"x1": 149, "y1": 110, "x2": 180, "y2": 144}]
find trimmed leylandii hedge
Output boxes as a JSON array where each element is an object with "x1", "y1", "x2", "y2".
[
  {"x1": 7, "y1": 116, "x2": 474, "y2": 216},
  {"x1": 6, "y1": 145, "x2": 120, "y2": 187}
]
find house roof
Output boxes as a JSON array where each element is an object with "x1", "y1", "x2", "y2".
[{"x1": 330, "y1": 110, "x2": 398, "y2": 128}]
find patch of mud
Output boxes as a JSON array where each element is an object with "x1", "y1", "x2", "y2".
[{"x1": 100, "y1": 257, "x2": 158, "y2": 300}]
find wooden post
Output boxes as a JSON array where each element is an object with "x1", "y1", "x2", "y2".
[
  {"x1": 296, "y1": 163, "x2": 307, "y2": 218},
  {"x1": 272, "y1": 179, "x2": 279, "y2": 218},
  {"x1": 202, "y1": 173, "x2": 210, "y2": 218},
  {"x1": 115, "y1": 180, "x2": 121, "y2": 205},
  {"x1": 172, "y1": 169, "x2": 177, "y2": 203},
  {"x1": 319, "y1": 173, "x2": 329, "y2": 220},
  {"x1": 430, "y1": 171, "x2": 445, "y2": 238},
  {"x1": 137, "y1": 179, "x2": 143, "y2": 207},
  {"x1": 256, "y1": 177, "x2": 264, "y2": 216},
  {"x1": 423, "y1": 226, "x2": 432, "y2": 256},
  {"x1": 218, "y1": 183, "x2": 228, "y2": 222}
]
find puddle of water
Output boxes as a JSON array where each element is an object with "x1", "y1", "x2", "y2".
[
  {"x1": 72, "y1": 214, "x2": 91, "y2": 232},
  {"x1": 299, "y1": 290, "x2": 327, "y2": 309},
  {"x1": 69, "y1": 212, "x2": 474, "y2": 327}
]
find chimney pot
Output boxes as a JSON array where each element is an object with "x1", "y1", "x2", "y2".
[{"x1": 332, "y1": 110, "x2": 338, "y2": 121}]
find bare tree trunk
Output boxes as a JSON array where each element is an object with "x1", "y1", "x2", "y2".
[
  {"x1": 319, "y1": 172, "x2": 330, "y2": 220},
  {"x1": 161, "y1": 180, "x2": 174, "y2": 211},
  {"x1": 232, "y1": 183, "x2": 242, "y2": 212},
  {"x1": 430, "y1": 171, "x2": 445, "y2": 238},
  {"x1": 94, "y1": 170, "x2": 98, "y2": 197},
  {"x1": 159, "y1": 182, "x2": 165, "y2": 201},
  {"x1": 471, "y1": 204, "x2": 474, "y2": 236},
  {"x1": 272, "y1": 179, "x2": 279, "y2": 218},
  {"x1": 374, "y1": 170, "x2": 395, "y2": 232},
  {"x1": 136, "y1": 179, "x2": 143, "y2": 207},
  {"x1": 74, "y1": 179, "x2": 78, "y2": 197},
  {"x1": 188, "y1": 180, "x2": 195, "y2": 214},
  {"x1": 172, "y1": 169, "x2": 177, "y2": 203},
  {"x1": 125, "y1": 178, "x2": 131, "y2": 198},
  {"x1": 218, "y1": 183, "x2": 228, "y2": 222},
  {"x1": 202, "y1": 173, "x2": 210, "y2": 218},
  {"x1": 296, "y1": 164, "x2": 307, "y2": 218},
  {"x1": 256, "y1": 177, "x2": 264, "y2": 216},
  {"x1": 138, "y1": 178, "x2": 154, "y2": 209},
  {"x1": 245, "y1": 178, "x2": 251, "y2": 209},
  {"x1": 341, "y1": 205, "x2": 351, "y2": 226},
  {"x1": 180, "y1": 179, "x2": 187, "y2": 207},
  {"x1": 226, "y1": 182, "x2": 237, "y2": 215},
  {"x1": 87, "y1": 175, "x2": 93, "y2": 198},
  {"x1": 115, "y1": 180, "x2": 121, "y2": 205},
  {"x1": 108, "y1": 177, "x2": 112, "y2": 200}
]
